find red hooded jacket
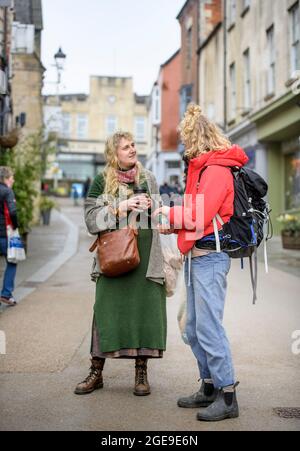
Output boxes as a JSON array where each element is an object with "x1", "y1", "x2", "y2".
[{"x1": 169, "y1": 145, "x2": 249, "y2": 255}]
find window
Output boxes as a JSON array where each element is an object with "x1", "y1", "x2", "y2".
[
  {"x1": 242, "y1": 0, "x2": 251, "y2": 11},
  {"x1": 229, "y1": 63, "x2": 236, "y2": 120},
  {"x1": 290, "y1": 2, "x2": 300, "y2": 75},
  {"x1": 267, "y1": 26, "x2": 276, "y2": 95},
  {"x1": 285, "y1": 151, "x2": 300, "y2": 210},
  {"x1": 243, "y1": 49, "x2": 251, "y2": 110},
  {"x1": 180, "y1": 85, "x2": 193, "y2": 118},
  {"x1": 106, "y1": 116, "x2": 118, "y2": 135},
  {"x1": 228, "y1": 0, "x2": 237, "y2": 27},
  {"x1": 166, "y1": 161, "x2": 181, "y2": 169},
  {"x1": 152, "y1": 85, "x2": 161, "y2": 125},
  {"x1": 77, "y1": 114, "x2": 88, "y2": 139},
  {"x1": 62, "y1": 113, "x2": 71, "y2": 138},
  {"x1": 135, "y1": 117, "x2": 146, "y2": 142},
  {"x1": 186, "y1": 27, "x2": 193, "y2": 68}
]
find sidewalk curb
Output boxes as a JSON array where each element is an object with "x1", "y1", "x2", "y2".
[{"x1": 13, "y1": 212, "x2": 79, "y2": 304}]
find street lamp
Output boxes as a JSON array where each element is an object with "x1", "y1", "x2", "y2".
[
  {"x1": 52, "y1": 47, "x2": 66, "y2": 190},
  {"x1": 54, "y1": 47, "x2": 67, "y2": 85}
]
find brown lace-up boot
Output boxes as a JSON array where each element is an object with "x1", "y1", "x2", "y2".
[
  {"x1": 134, "y1": 358, "x2": 151, "y2": 396},
  {"x1": 74, "y1": 358, "x2": 105, "y2": 395}
]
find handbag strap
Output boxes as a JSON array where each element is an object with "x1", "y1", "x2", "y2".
[{"x1": 89, "y1": 238, "x2": 98, "y2": 253}]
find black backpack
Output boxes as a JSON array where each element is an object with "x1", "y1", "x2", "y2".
[{"x1": 195, "y1": 166, "x2": 272, "y2": 304}]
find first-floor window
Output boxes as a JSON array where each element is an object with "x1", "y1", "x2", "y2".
[
  {"x1": 62, "y1": 113, "x2": 71, "y2": 138},
  {"x1": 135, "y1": 117, "x2": 146, "y2": 142},
  {"x1": 77, "y1": 114, "x2": 88, "y2": 139},
  {"x1": 106, "y1": 116, "x2": 118, "y2": 135},
  {"x1": 229, "y1": 62, "x2": 236, "y2": 119}
]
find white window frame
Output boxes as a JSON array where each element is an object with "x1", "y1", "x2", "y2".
[
  {"x1": 228, "y1": 0, "x2": 237, "y2": 26},
  {"x1": 186, "y1": 26, "x2": 193, "y2": 68},
  {"x1": 229, "y1": 62, "x2": 237, "y2": 120},
  {"x1": 242, "y1": 0, "x2": 251, "y2": 11},
  {"x1": 243, "y1": 49, "x2": 251, "y2": 110},
  {"x1": 77, "y1": 114, "x2": 88, "y2": 140},
  {"x1": 62, "y1": 113, "x2": 71, "y2": 139},
  {"x1": 290, "y1": 2, "x2": 300, "y2": 76},
  {"x1": 267, "y1": 25, "x2": 276, "y2": 95},
  {"x1": 135, "y1": 116, "x2": 146, "y2": 142},
  {"x1": 106, "y1": 115, "x2": 118, "y2": 135},
  {"x1": 152, "y1": 85, "x2": 161, "y2": 125}
]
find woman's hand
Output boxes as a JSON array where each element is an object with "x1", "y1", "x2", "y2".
[
  {"x1": 153, "y1": 206, "x2": 171, "y2": 220},
  {"x1": 119, "y1": 195, "x2": 151, "y2": 214},
  {"x1": 153, "y1": 206, "x2": 173, "y2": 234}
]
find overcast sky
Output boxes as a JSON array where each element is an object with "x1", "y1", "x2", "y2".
[{"x1": 42, "y1": 0, "x2": 184, "y2": 96}]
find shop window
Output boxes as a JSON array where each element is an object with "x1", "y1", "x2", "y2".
[{"x1": 285, "y1": 151, "x2": 300, "y2": 210}]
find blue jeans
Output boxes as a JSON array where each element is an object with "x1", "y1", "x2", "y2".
[
  {"x1": 185, "y1": 252, "x2": 235, "y2": 388},
  {"x1": 0, "y1": 237, "x2": 17, "y2": 299}
]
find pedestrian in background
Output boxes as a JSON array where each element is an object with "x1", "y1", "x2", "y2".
[
  {"x1": 83, "y1": 177, "x2": 91, "y2": 199},
  {"x1": 0, "y1": 166, "x2": 19, "y2": 307},
  {"x1": 155, "y1": 104, "x2": 249, "y2": 422},
  {"x1": 74, "y1": 131, "x2": 167, "y2": 397},
  {"x1": 72, "y1": 186, "x2": 79, "y2": 206}
]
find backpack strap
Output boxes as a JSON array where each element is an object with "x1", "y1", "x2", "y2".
[
  {"x1": 212, "y1": 214, "x2": 225, "y2": 253},
  {"x1": 249, "y1": 248, "x2": 258, "y2": 305}
]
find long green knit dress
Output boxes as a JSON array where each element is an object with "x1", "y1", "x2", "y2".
[{"x1": 88, "y1": 174, "x2": 167, "y2": 358}]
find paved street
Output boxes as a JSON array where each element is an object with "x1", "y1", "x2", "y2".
[{"x1": 0, "y1": 199, "x2": 299, "y2": 431}]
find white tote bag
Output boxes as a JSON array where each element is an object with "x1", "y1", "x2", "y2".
[
  {"x1": 160, "y1": 234, "x2": 183, "y2": 298},
  {"x1": 6, "y1": 226, "x2": 26, "y2": 264}
]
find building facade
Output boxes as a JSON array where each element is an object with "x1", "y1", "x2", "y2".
[
  {"x1": 177, "y1": 0, "x2": 200, "y2": 117},
  {"x1": 0, "y1": 0, "x2": 14, "y2": 142},
  {"x1": 146, "y1": 50, "x2": 183, "y2": 187},
  {"x1": 11, "y1": 0, "x2": 44, "y2": 136},
  {"x1": 44, "y1": 76, "x2": 149, "y2": 182},
  {"x1": 224, "y1": 0, "x2": 300, "y2": 232}
]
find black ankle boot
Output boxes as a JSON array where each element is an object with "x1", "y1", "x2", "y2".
[
  {"x1": 196, "y1": 383, "x2": 239, "y2": 422},
  {"x1": 177, "y1": 380, "x2": 218, "y2": 408}
]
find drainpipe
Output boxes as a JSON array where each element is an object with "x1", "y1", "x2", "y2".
[{"x1": 223, "y1": 0, "x2": 228, "y2": 133}]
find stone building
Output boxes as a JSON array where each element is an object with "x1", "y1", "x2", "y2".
[
  {"x1": 197, "y1": 0, "x2": 300, "y2": 232},
  {"x1": 224, "y1": 0, "x2": 300, "y2": 232},
  {"x1": 0, "y1": 0, "x2": 14, "y2": 141},
  {"x1": 44, "y1": 76, "x2": 149, "y2": 182},
  {"x1": 11, "y1": 0, "x2": 45, "y2": 136}
]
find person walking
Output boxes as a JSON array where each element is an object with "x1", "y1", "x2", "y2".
[
  {"x1": 0, "y1": 167, "x2": 19, "y2": 307},
  {"x1": 74, "y1": 131, "x2": 166, "y2": 397},
  {"x1": 83, "y1": 177, "x2": 91, "y2": 199},
  {"x1": 155, "y1": 104, "x2": 249, "y2": 422}
]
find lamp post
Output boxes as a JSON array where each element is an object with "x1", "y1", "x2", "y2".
[
  {"x1": 53, "y1": 47, "x2": 66, "y2": 189},
  {"x1": 54, "y1": 47, "x2": 67, "y2": 89}
]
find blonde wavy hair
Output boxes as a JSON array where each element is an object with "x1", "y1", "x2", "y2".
[
  {"x1": 179, "y1": 104, "x2": 231, "y2": 160},
  {"x1": 103, "y1": 131, "x2": 145, "y2": 198}
]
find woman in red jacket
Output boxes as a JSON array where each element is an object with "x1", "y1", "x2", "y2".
[{"x1": 155, "y1": 104, "x2": 249, "y2": 422}]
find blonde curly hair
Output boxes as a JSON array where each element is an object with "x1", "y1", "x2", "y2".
[
  {"x1": 179, "y1": 104, "x2": 231, "y2": 160},
  {"x1": 103, "y1": 131, "x2": 144, "y2": 198}
]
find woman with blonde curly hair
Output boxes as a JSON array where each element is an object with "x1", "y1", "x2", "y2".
[
  {"x1": 74, "y1": 131, "x2": 166, "y2": 397},
  {"x1": 155, "y1": 104, "x2": 249, "y2": 422}
]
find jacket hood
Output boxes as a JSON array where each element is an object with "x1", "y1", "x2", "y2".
[{"x1": 190, "y1": 145, "x2": 249, "y2": 170}]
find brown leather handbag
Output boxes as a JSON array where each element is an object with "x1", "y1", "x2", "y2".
[{"x1": 89, "y1": 226, "x2": 140, "y2": 278}]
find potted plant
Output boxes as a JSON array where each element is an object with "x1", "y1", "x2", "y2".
[
  {"x1": 39, "y1": 196, "x2": 57, "y2": 226},
  {"x1": 277, "y1": 214, "x2": 300, "y2": 250}
]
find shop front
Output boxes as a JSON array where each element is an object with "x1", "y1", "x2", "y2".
[{"x1": 251, "y1": 91, "x2": 300, "y2": 235}]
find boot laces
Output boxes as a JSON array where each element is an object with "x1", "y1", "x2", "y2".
[
  {"x1": 82, "y1": 366, "x2": 100, "y2": 384},
  {"x1": 137, "y1": 366, "x2": 147, "y2": 385}
]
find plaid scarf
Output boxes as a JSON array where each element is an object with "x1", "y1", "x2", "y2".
[{"x1": 116, "y1": 166, "x2": 137, "y2": 184}]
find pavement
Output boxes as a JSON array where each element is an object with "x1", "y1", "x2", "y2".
[{"x1": 0, "y1": 198, "x2": 299, "y2": 431}]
